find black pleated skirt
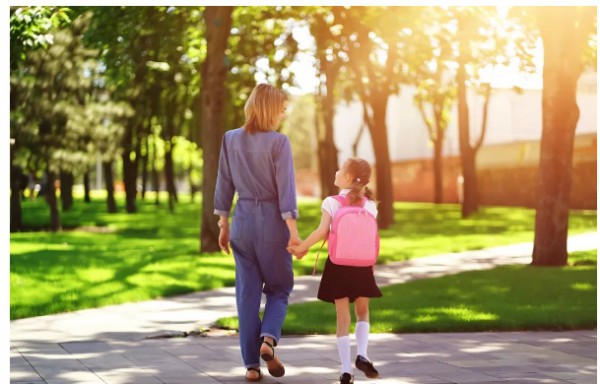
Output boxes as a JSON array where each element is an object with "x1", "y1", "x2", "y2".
[{"x1": 317, "y1": 256, "x2": 382, "y2": 304}]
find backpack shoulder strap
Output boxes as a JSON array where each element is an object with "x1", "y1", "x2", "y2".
[
  {"x1": 312, "y1": 237, "x2": 327, "y2": 276},
  {"x1": 332, "y1": 195, "x2": 348, "y2": 206}
]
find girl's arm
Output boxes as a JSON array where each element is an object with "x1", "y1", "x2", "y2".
[{"x1": 290, "y1": 209, "x2": 332, "y2": 255}]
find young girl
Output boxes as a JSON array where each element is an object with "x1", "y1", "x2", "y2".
[{"x1": 289, "y1": 158, "x2": 382, "y2": 384}]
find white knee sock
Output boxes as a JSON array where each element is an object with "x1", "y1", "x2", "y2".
[
  {"x1": 355, "y1": 321, "x2": 370, "y2": 359},
  {"x1": 336, "y1": 335, "x2": 353, "y2": 374}
]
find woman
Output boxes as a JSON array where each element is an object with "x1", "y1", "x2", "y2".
[{"x1": 214, "y1": 83, "x2": 301, "y2": 382}]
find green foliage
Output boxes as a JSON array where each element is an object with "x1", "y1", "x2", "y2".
[
  {"x1": 11, "y1": 11, "x2": 131, "y2": 178},
  {"x1": 281, "y1": 94, "x2": 316, "y2": 170},
  {"x1": 10, "y1": 6, "x2": 72, "y2": 69},
  {"x1": 172, "y1": 136, "x2": 203, "y2": 184},
  {"x1": 225, "y1": 6, "x2": 303, "y2": 131}
]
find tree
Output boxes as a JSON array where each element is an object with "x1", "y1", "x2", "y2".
[
  {"x1": 406, "y1": 7, "x2": 457, "y2": 204},
  {"x1": 311, "y1": 8, "x2": 340, "y2": 199},
  {"x1": 530, "y1": 6, "x2": 596, "y2": 266},
  {"x1": 11, "y1": 12, "x2": 103, "y2": 230},
  {"x1": 332, "y1": 6, "x2": 417, "y2": 228},
  {"x1": 452, "y1": 7, "x2": 535, "y2": 217},
  {"x1": 10, "y1": 6, "x2": 72, "y2": 231},
  {"x1": 198, "y1": 6, "x2": 301, "y2": 252},
  {"x1": 199, "y1": 6, "x2": 234, "y2": 253},
  {"x1": 283, "y1": 94, "x2": 317, "y2": 171},
  {"x1": 10, "y1": 6, "x2": 71, "y2": 70},
  {"x1": 83, "y1": 7, "x2": 158, "y2": 213}
]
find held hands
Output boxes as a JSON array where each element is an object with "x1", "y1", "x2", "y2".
[
  {"x1": 287, "y1": 237, "x2": 308, "y2": 259},
  {"x1": 220, "y1": 225, "x2": 305, "y2": 259}
]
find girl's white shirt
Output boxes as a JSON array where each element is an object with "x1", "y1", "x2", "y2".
[{"x1": 321, "y1": 189, "x2": 378, "y2": 219}]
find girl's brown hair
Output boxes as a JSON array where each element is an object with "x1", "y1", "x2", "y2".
[
  {"x1": 243, "y1": 83, "x2": 287, "y2": 134},
  {"x1": 344, "y1": 157, "x2": 374, "y2": 205}
]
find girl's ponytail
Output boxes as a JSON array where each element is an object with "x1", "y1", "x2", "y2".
[
  {"x1": 347, "y1": 179, "x2": 363, "y2": 205},
  {"x1": 364, "y1": 185, "x2": 374, "y2": 201}
]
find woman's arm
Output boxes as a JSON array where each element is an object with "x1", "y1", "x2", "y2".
[
  {"x1": 274, "y1": 136, "x2": 299, "y2": 221},
  {"x1": 214, "y1": 134, "x2": 235, "y2": 218}
]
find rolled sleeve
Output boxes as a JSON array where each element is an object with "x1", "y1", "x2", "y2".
[
  {"x1": 274, "y1": 136, "x2": 299, "y2": 220},
  {"x1": 214, "y1": 134, "x2": 235, "y2": 217},
  {"x1": 281, "y1": 210, "x2": 299, "y2": 220},
  {"x1": 213, "y1": 209, "x2": 231, "y2": 217}
]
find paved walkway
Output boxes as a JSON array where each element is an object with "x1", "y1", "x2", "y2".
[{"x1": 10, "y1": 233, "x2": 597, "y2": 383}]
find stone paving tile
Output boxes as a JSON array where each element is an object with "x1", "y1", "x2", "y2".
[
  {"x1": 12, "y1": 331, "x2": 596, "y2": 383},
  {"x1": 566, "y1": 379, "x2": 598, "y2": 384},
  {"x1": 11, "y1": 382, "x2": 46, "y2": 384},
  {"x1": 10, "y1": 366, "x2": 43, "y2": 383},
  {"x1": 500, "y1": 379, "x2": 573, "y2": 383},
  {"x1": 93, "y1": 369, "x2": 164, "y2": 384}
]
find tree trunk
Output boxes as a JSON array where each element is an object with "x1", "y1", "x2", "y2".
[
  {"x1": 83, "y1": 171, "x2": 91, "y2": 203},
  {"x1": 122, "y1": 150, "x2": 137, "y2": 213},
  {"x1": 60, "y1": 170, "x2": 74, "y2": 212},
  {"x1": 433, "y1": 130, "x2": 443, "y2": 204},
  {"x1": 316, "y1": 62, "x2": 339, "y2": 199},
  {"x1": 416, "y1": 98, "x2": 446, "y2": 204},
  {"x1": 10, "y1": 146, "x2": 22, "y2": 232},
  {"x1": 103, "y1": 161, "x2": 117, "y2": 213},
  {"x1": 121, "y1": 33, "x2": 149, "y2": 214},
  {"x1": 140, "y1": 136, "x2": 149, "y2": 200},
  {"x1": 44, "y1": 169, "x2": 61, "y2": 231},
  {"x1": 164, "y1": 94, "x2": 179, "y2": 210},
  {"x1": 368, "y1": 100, "x2": 394, "y2": 229},
  {"x1": 164, "y1": 145, "x2": 177, "y2": 213},
  {"x1": 199, "y1": 6, "x2": 233, "y2": 253},
  {"x1": 456, "y1": 30, "x2": 479, "y2": 218},
  {"x1": 313, "y1": 15, "x2": 339, "y2": 199},
  {"x1": 531, "y1": 7, "x2": 589, "y2": 266},
  {"x1": 189, "y1": 164, "x2": 196, "y2": 203}
]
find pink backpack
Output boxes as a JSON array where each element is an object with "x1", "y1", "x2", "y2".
[{"x1": 327, "y1": 195, "x2": 379, "y2": 267}]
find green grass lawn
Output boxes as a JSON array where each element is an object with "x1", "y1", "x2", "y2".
[
  {"x1": 10, "y1": 193, "x2": 597, "y2": 320},
  {"x1": 216, "y1": 249, "x2": 597, "y2": 334}
]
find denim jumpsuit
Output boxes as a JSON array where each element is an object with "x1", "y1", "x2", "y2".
[{"x1": 214, "y1": 128, "x2": 298, "y2": 369}]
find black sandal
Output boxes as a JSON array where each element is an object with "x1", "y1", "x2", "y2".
[
  {"x1": 245, "y1": 367, "x2": 262, "y2": 382},
  {"x1": 260, "y1": 340, "x2": 285, "y2": 377}
]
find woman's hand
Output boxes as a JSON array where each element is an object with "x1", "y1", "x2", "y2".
[
  {"x1": 287, "y1": 240, "x2": 308, "y2": 259},
  {"x1": 218, "y1": 225, "x2": 230, "y2": 255},
  {"x1": 288, "y1": 236, "x2": 301, "y2": 248}
]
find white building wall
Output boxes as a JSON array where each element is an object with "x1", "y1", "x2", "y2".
[{"x1": 333, "y1": 71, "x2": 597, "y2": 164}]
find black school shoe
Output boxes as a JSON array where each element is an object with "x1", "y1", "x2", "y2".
[
  {"x1": 355, "y1": 355, "x2": 379, "y2": 378},
  {"x1": 338, "y1": 372, "x2": 354, "y2": 384}
]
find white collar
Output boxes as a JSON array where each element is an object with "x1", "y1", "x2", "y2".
[{"x1": 339, "y1": 189, "x2": 351, "y2": 196}]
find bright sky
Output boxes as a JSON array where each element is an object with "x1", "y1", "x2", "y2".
[{"x1": 281, "y1": 22, "x2": 545, "y2": 96}]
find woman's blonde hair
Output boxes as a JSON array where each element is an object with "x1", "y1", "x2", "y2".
[{"x1": 243, "y1": 83, "x2": 287, "y2": 134}]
